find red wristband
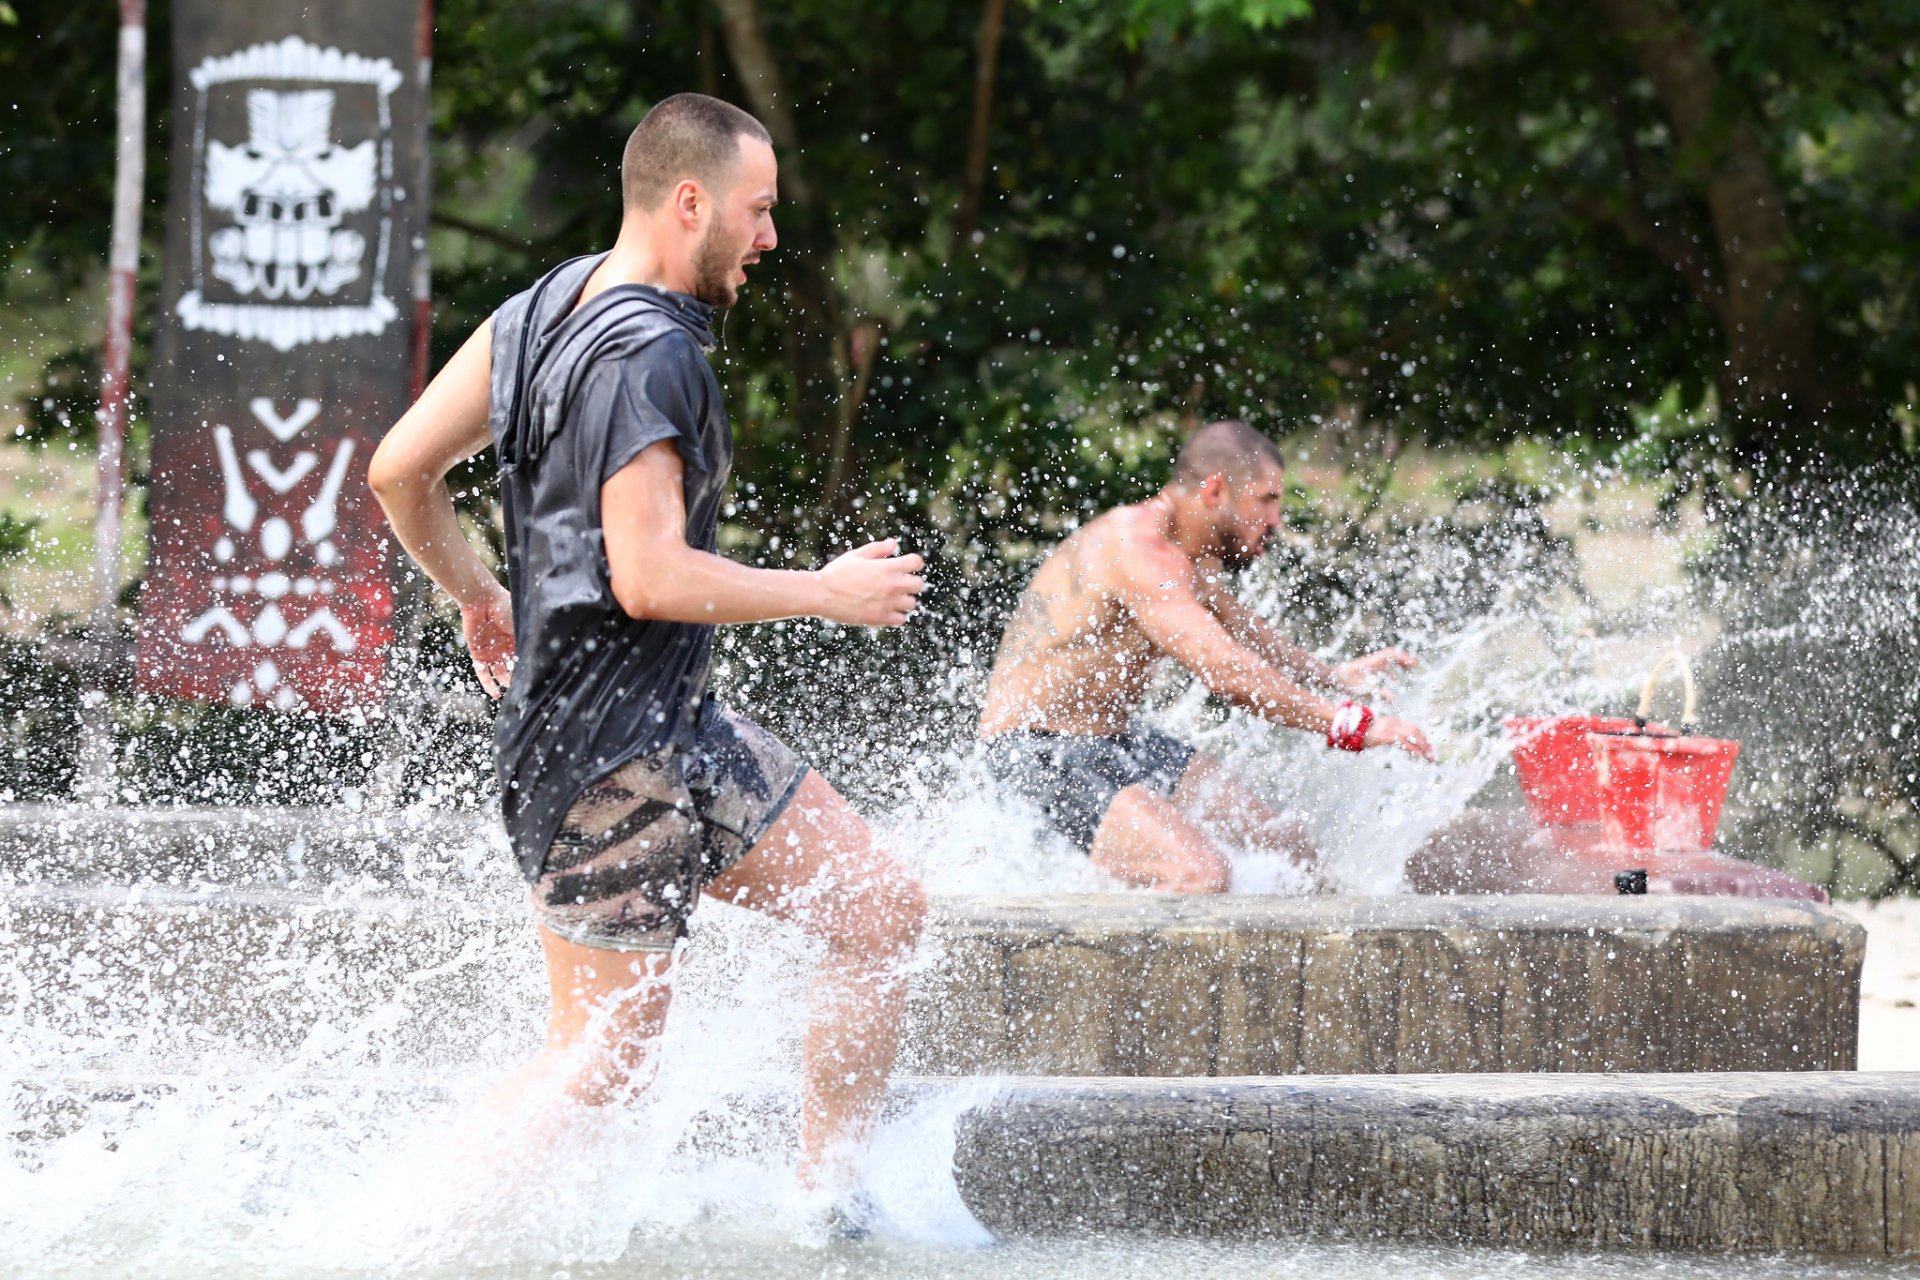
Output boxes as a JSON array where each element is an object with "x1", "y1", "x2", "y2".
[{"x1": 1328, "y1": 700, "x2": 1372, "y2": 752}]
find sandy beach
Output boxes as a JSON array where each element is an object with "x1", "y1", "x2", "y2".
[{"x1": 1836, "y1": 896, "x2": 1920, "y2": 1071}]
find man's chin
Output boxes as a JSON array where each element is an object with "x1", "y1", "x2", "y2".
[{"x1": 1220, "y1": 545, "x2": 1266, "y2": 572}]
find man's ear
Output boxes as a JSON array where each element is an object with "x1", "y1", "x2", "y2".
[
  {"x1": 1201, "y1": 473, "x2": 1228, "y2": 506},
  {"x1": 670, "y1": 178, "x2": 704, "y2": 230}
]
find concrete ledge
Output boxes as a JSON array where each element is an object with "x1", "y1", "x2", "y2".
[
  {"x1": 3, "y1": 885, "x2": 1863, "y2": 1076},
  {"x1": 906, "y1": 894, "x2": 1864, "y2": 1075},
  {"x1": 951, "y1": 1072, "x2": 1920, "y2": 1254},
  {"x1": 14, "y1": 1070, "x2": 1917, "y2": 1254}
]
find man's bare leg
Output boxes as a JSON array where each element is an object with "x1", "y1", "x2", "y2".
[
  {"x1": 489, "y1": 928, "x2": 678, "y2": 1111},
  {"x1": 1088, "y1": 785, "x2": 1232, "y2": 892},
  {"x1": 706, "y1": 768, "x2": 928, "y2": 1189},
  {"x1": 1172, "y1": 751, "x2": 1318, "y2": 878}
]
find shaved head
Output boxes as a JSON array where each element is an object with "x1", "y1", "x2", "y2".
[
  {"x1": 1172, "y1": 420, "x2": 1284, "y2": 489},
  {"x1": 621, "y1": 93, "x2": 771, "y2": 213}
]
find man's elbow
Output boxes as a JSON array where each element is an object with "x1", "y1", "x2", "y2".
[
  {"x1": 611, "y1": 562, "x2": 678, "y2": 621},
  {"x1": 612, "y1": 578, "x2": 659, "y2": 620},
  {"x1": 366, "y1": 444, "x2": 409, "y2": 506},
  {"x1": 1209, "y1": 682, "x2": 1263, "y2": 716},
  {"x1": 1202, "y1": 666, "x2": 1276, "y2": 717}
]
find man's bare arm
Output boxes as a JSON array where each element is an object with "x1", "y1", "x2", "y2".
[
  {"x1": 1122, "y1": 549, "x2": 1339, "y2": 731},
  {"x1": 368, "y1": 321, "x2": 500, "y2": 608},
  {"x1": 1121, "y1": 548, "x2": 1432, "y2": 758},
  {"x1": 1201, "y1": 574, "x2": 1418, "y2": 698},
  {"x1": 1199, "y1": 577, "x2": 1338, "y2": 686},
  {"x1": 368, "y1": 321, "x2": 517, "y2": 695},
  {"x1": 602, "y1": 441, "x2": 924, "y2": 627}
]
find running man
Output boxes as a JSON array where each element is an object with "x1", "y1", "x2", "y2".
[
  {"x1": 369, "y1": 94, "x2": 928, "y2": 1203},
  {"x1": 978, "y1": 420, "x2": 1434, "y2": 892}
]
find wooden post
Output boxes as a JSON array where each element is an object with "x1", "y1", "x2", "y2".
[
  {"x1": 135, "y1": 2, "x2": 430, "y2": 716},
  {"x1": 408, "y1": 0, "x2": 433, "y2": 401},
  {"x1": 77, "y1": 0, "x2": 150, "y2": 798},
  {"x1": 369, "y1": 0, "x2": 437, "y2": 807}
]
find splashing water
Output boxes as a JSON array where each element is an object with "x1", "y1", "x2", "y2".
[
  {"x1": 0, "y1": 492, "x2": 1701, "y2": 1274},
  {"x1": 1, "y1": 871, "x2": 1000, "y2": 1274},
  {"x1": 885, "y1": 513, "x2": 1694, "y2": 897},
  {"x1": 879, "y1": 610, "x2": 1535, "y2": 898},
  {"x1": 4, "y1": 473, "x2": 1915, "y2": 1274}
]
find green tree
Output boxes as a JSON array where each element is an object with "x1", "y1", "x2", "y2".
[{"x1": 7, "y1": 0, "x2": 1917, "y2": 529}]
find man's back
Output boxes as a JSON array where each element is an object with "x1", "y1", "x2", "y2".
[
  {"x1": 487, "y1": 256, "x2": 729, "y2": 875},
  {"x1": 978, "y1": 502, "x2": 1175, "y2": 736}
]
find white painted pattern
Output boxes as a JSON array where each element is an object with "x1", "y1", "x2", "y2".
[
  {"x1": 302, "y1": 440, "x2": 355, "y2": 544},
  {"x1": 248, "y1": 397, "x2": 320, "y2": 442},
  {"x1": 246, "y1": 449, "x2": 319, "y2": 495},
  {"x1": 179, "y1": 396, "x2": 362, "y2": 703},
  {"x1": 175, "y1": 36, "x2": 402, "y2": 351}
]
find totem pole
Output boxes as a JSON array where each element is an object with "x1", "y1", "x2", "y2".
[{"x1": 137, "y1": 3, "x2": 430, "y2": 714}]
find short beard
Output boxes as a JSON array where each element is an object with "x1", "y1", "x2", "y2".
[
  {"x1": 690, "y1": 223, "x2": 739, "y2": 308},
  {"x1": 1218, "y1": 528, "x2": 1266, "y2": 573}
]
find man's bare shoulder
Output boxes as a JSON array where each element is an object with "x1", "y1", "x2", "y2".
[{"x1": 1083, "y1": 503, "x2": 1194, "y2": 596}]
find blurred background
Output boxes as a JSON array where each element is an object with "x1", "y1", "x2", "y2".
[{"x1": 0, "y1": 0, "x2": 1916, "y2": 897}]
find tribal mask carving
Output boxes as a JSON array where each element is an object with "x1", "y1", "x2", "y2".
[{"x1": 205, "y1": 90, "x2": 375, "y2": 302}]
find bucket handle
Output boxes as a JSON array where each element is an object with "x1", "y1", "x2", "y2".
[{"x1": 1636, "y1": 651, "x2": 1697, "y2": 736}]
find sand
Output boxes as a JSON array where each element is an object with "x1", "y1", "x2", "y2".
[{"x1": 1834, "y1": 896, "x2": 1920, "y2": 1071}]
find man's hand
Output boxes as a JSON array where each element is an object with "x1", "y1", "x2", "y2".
[
  {"x1": 816, "y1": 539, "x2": 926, "y2": 627},
  {"x1": 460, "y1": 581, "x2": 517, "y2": 698},
  {"x1": 1333, "y1": 647, "x2": 1417, "y2": 700},
  {"x1": 1365, "y1": 712, "x2": 1434, "y2": 762}
]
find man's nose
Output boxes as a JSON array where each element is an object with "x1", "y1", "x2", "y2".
[{"x1": 758, "y1": 216, "x2": 778, "y2": 251}]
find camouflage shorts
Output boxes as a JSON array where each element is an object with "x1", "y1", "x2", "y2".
[{"x1": 533, "y1": 706, "x2": 809, "y2": 952}]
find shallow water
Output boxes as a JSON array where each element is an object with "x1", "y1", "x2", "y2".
[
  {"x1": 11, "y1": 1220, "x2": 1920, "y2": 1280},
  {"x1": 3, "y1": 502, "x2": 1906, "y2": 1276},
  {"x1": 9, "y1": 1064, "x2": 1919, "y2": 1280},
  {"x1": 0, "y1": 609, "x2": 1710, "y2": 1280}
]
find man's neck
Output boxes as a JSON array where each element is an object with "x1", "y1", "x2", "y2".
[
  {"x1": 1150, "y1": 488, "x2": 1218, "y2": 564},
  {"x1": 587, "y1": 220, "x2": 696, "y2": 300}
]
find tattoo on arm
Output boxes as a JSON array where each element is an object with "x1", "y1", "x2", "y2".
[{"x1": 994, "y1": 542, "x2": 1092, "y2": 666}]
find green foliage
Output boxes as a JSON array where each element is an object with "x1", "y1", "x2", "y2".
[
  {"x1": 0, "y1": 636, "x2": 82, "y2": 801},
  {"x1": 8, "y1": 0, "x2": 1917, "y2": 527},
  {"x1": 375, "y1": 0, "x2": 1916, "y2": 571},
  {"x1": 1691, "y1": 468, "x2": 1920, "y2": 896},
  {"x1": 0, "y1": 0, "x2": 1916, "y2": 854},
  {"x1": 0, "y1": 3, "x2": 171, "y2": 300},
  {"x1": 0, "y1": 512, "x2": 39, "y2": 608},
  {"x1": 1124, "y1": 0, "x2": 1313, "y2": 42}
]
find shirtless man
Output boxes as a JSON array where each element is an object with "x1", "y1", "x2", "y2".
[
  {"x1": 369, "y1": 94, "x2": 927, "y2": 1213},
  {"x1": 978, "y1": 420, "x2": 1434, "y2": 892}
]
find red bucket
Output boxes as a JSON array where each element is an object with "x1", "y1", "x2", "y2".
[
  {"x1": 1590, "y1": 652, "x2": 1741, "y2": 852},
  {"x1": 1505, "y1": 715, "x2": 1670, "y2": 826},
  {"x1": 1592, "y1": 732, "x2": 1741, "y2": 852}
]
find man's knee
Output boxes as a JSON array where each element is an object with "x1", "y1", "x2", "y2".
[
  {"x1": 833, "y1": 858, "x2": 927, "y2": 963},
  {"x1": 1163, "y1": 846, "x2": 1230, "y2": 894},
  {"x1": 868, "y1": 862, "x2": 929, "y2": 955}
]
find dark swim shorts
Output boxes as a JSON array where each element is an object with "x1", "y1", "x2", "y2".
[
  {"x1": 981, "y1": 723, "x2": 1196, "y2": 853},
  {"x1": 532, "y1": 704, "x2": 809, "y2": 952}
]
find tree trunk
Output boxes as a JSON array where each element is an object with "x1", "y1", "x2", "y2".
[
  {"x1": 1592, "y1": 0, "x2": 1857, "y2": 458},
  {"x1": 710, "y1": 0, "x2": 851, "y2": 517},
  {"x1": 954, "y1": 0, "x2": 1010, "y2": 249}
]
